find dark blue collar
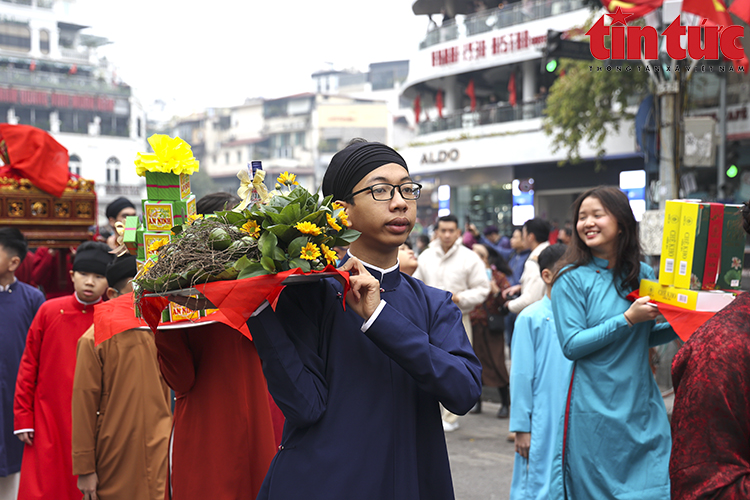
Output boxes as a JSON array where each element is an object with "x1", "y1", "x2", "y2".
[{"x1": 341, "y1": 252, "x2": 402, "y2": 292}]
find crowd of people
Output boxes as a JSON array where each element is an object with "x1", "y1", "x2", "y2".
[{"x1": 0, "y1": 140, "x2": 748, "y2": 499}]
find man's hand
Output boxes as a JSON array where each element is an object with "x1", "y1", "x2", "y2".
[
  {"x1": 451, "y1": 293, "x2": 460, "y2": 304},
  {"x1": 78, "y1": 472, "x2": 98, "y2": 500},
  {"x1": 515, "y1": 432, "x2": 531, "y2": 459},
  {"x1": 17, "y1": 431, "x2": 33, "y2": 446},
  {"x1": 338, "y1": 258, "x2": 381, "y2": 321},
  {"x1": 501, "y1": 284, "x2": 521, "y2": 300}
]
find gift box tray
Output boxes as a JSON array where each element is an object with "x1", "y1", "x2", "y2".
[{"x1": 143, "y1": 271, "x2": 341, "y2": 298}]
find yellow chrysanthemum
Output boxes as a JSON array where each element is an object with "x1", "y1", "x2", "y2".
[
  {"x1": 134, "y1": 134, "x2": 200, "y2": 176},
  {"x1": 332, "y1": 202, "x2": 343, "y2": 210},
  {"x1": 187, "y1": 214, "x2": 203, "y2": 225},
  {"x1": 338, "y1": 210, "x2": 351, "y2": 227},
  {"x1": 300, "y1": 242, "x2": 321, "y2": 261},
  {"x1": 277, "y1": 171, "x2": 299, "y2": 186},
  {"x1": 148, "y1": 239, "x2": 168, "y2": 253},
  {"x1": 295, "y1": 221, "x2": 322, "y2": 236},
  {"x1": 326, "y1": 213, "x2": 342, "y2": 231},
  {"x1": 320, "y1": 244, "x2": 337, "y2": 265},
  {"x1": 241, "y1": 220, "x2": 261, "y2": 238}
]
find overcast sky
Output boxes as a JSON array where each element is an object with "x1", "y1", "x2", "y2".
[{"x1": 72, "y1": 0, "x2": 428, "y2": 116}]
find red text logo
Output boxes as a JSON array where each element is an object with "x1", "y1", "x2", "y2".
[{"x1": 586, "y1": 9, "x2": 745, "y2": 61}]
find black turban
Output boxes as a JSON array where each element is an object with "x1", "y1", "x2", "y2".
[
  {"x1": 106, "y1": 254, "x2": 137, "y2": 288},
  {"x1": 322, "y1": 142, "x2": 408, "y2": 201},
  {"x1": 73, "y1": 242, "x2": 114, "y2": 276},
  {"x1": 106, "y1": 197, "x2": 135, "y2": 220}
]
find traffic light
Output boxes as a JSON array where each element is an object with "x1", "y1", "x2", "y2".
[
  {"x1": 727, "y1": 141, "x2": 740, "y2": 178},
  {"x1": 543, "y1": 30, "x2": 563, "y2": 73}
]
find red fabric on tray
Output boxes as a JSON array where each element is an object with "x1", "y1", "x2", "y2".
[
  {"x1": 0, "y1": 124, "x2": 69, "y2": 197},
  {"x1": 136, "y1": 265, "x2": 350, "y2": 337},
  {"x1": 626, "y1": 290, "x2": 726, "y2": 341},
  {"x1": 93, "y1": 293, "x2": 249, "y2": 345}
]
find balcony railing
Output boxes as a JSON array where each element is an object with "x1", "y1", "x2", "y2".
[
  {"x1": 103, "y1": 184, "x2": 144, "y2": 196},
  {"x1": 419, "y1": 0, "x2": 587, "y2": 49},
  {"x1": 417, "y1": 99, "x2": 546, "y2": 135},
  {"x1": 0, "y1": 68, "x2": 132, "y2": 96}
]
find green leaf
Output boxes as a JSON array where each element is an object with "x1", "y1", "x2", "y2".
[
  {"x1": 233, "y1": 255, "x2": 253, "y2": 272},
  {"x1": 261, "y1": 255, "x2": 276, "y2": 272},
  {"x1": 288, "y1": 236, "x2": 308, "y2": 258},
  {"x1": 237, "y1": 263, "x2": 270, "y2": 279},
  {"x1": 272, "y1": 247, "x2": 287, "y2": 261},
  {"x1": 279, "y1": 202, "x2": 301, "y2": 225},
  {"x1": 334, "y1": 229, "x2": 361, "y2": 245},
  {"x1": 259, "y1": 231, "x2": 278, "y2": 257},
  {"x1": 212, "y1": 266, "x2": 240, "y2": 281},
  {"x1": 267, "y1": 224, "x2": 291, "y2": 238},
  {"x1": 289, "y1": 258, "x2": 311, "y2": 272},
  {"x1": 222, "y1": 211, "x2": 246, "y2": 225}
]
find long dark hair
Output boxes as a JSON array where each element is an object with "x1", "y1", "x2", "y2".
[{"x1": 554, "y1": 186, "x2": 643, "y2": 295}]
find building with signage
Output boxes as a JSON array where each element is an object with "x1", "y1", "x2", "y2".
[
  {"x1": 399, "y1": 0, "x2": 648, "y2": 235},
  {"x1": 0, "y1": 0, "x2": 147, "y2": 225},
  {"x1": 180, "y1": 91, "x2": 393, "y2": 195}
]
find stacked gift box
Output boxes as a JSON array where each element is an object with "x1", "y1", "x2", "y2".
[
  {"x1": 126, "y1": 135, "x2": 204, "y2": 323},
  {"x1": 640, "y1": 200, "x2": 744, "y2": 312}
]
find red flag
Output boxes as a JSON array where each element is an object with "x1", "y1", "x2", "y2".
[
  {"x1": 436, "y1": 90, "x2": 444, "y2": 118},
  {"x1": 600, "y1": 0, "x2": 663, "y2": 20},
  {"x1": 0, "y1": 124, "x2": 69, "y2": 197},
  {"x1": 508, "y1": 73, "x2": 517, "y2": 107},
  {"x1": 414, "y1": 96, "x2": 421, "y2": 124},
  {"x1": 730, "y1": 0, "x2": 750, "y2": 25},
  {"x1": 465, "y1": 79, "x2": 476, "y2": 112},
  {"x1": 682, "y1": 0, "x2": 732, "y2": 26}
]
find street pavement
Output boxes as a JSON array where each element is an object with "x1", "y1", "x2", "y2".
[{"x1": 446, "y1": 400, "x2": 516, "y2": 500}]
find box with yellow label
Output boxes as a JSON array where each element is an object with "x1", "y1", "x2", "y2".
[
  {"x1": 142, "y1": 196, "x2": 196, "y2": 231},
  {"x1": 639, "y1": 279, "x2": 737, "y2": 312},
  {"x1": 143, "y1": 232, "x2": 171, "y2": 259},
  {"x1": 659, "y1": 200, "x2": 683, "y2": 285}
]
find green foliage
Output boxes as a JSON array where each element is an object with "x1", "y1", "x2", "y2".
[{"x1": 543, "y1": 59, "x2": 649, "y2": 164}]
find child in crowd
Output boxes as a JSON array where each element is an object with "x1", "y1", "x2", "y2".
[
  {"x1": 14, "y1": 241, "x2": 112, "y2": 500},
  {"x1": 548, "y1": 186, "x2": 676, "y2": 499},
  {"x1": 0, "y1": 228, "x2": 45, "y2": 499},
  {"x1": 508, "y1": 243, "x2": 571, "y2": 500},
  {"x1": 72, "y1": 254, "x2": 172, "y2": 500}
]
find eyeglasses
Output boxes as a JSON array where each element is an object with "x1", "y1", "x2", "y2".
[{"x1": 349, "y1": 182, "x2": 423, "y2": 201}]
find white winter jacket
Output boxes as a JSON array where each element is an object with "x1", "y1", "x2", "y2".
[{"x1": 413, "y1": 239, "x2": 490, "y2": 315}]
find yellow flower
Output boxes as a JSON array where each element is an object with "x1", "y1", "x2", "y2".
[
  {"x1": 300, "y1": 242, "x2": 321, "y2": 261},
  {"x1": 332, "y1": 202, "x2": 343, "y2": 210},
  {"x1": 187, "y1": 214, "x2": 203, "y2": 225},
  {"x1": 277, "y1": 171, "x2": 299, "y2": 186},
  {"x1": 321, "y1": 244, "x2": 337, "y2": 264},
  {"x1": 295, "y1": 221, "x2": 322, "y2": 236},
  {"x1": 241, "y1": 220, "x2": 261, "y2": 238},
  {"x1": 134, "y1": 134, "x2": 200, "y2": 176},
  {"x1": 148, "y1": 239, "x2": 168, "y2": 253},
  {"x1": 326, "y1": 213, "x2": 342, "y2": 231},
  {"x1": 338, "y1": 210, "x2": 351, "y2": 227}
]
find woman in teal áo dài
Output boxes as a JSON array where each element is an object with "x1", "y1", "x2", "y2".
[{"x1": 548, "y1": 186, "x2": 677, "y2": 500}]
